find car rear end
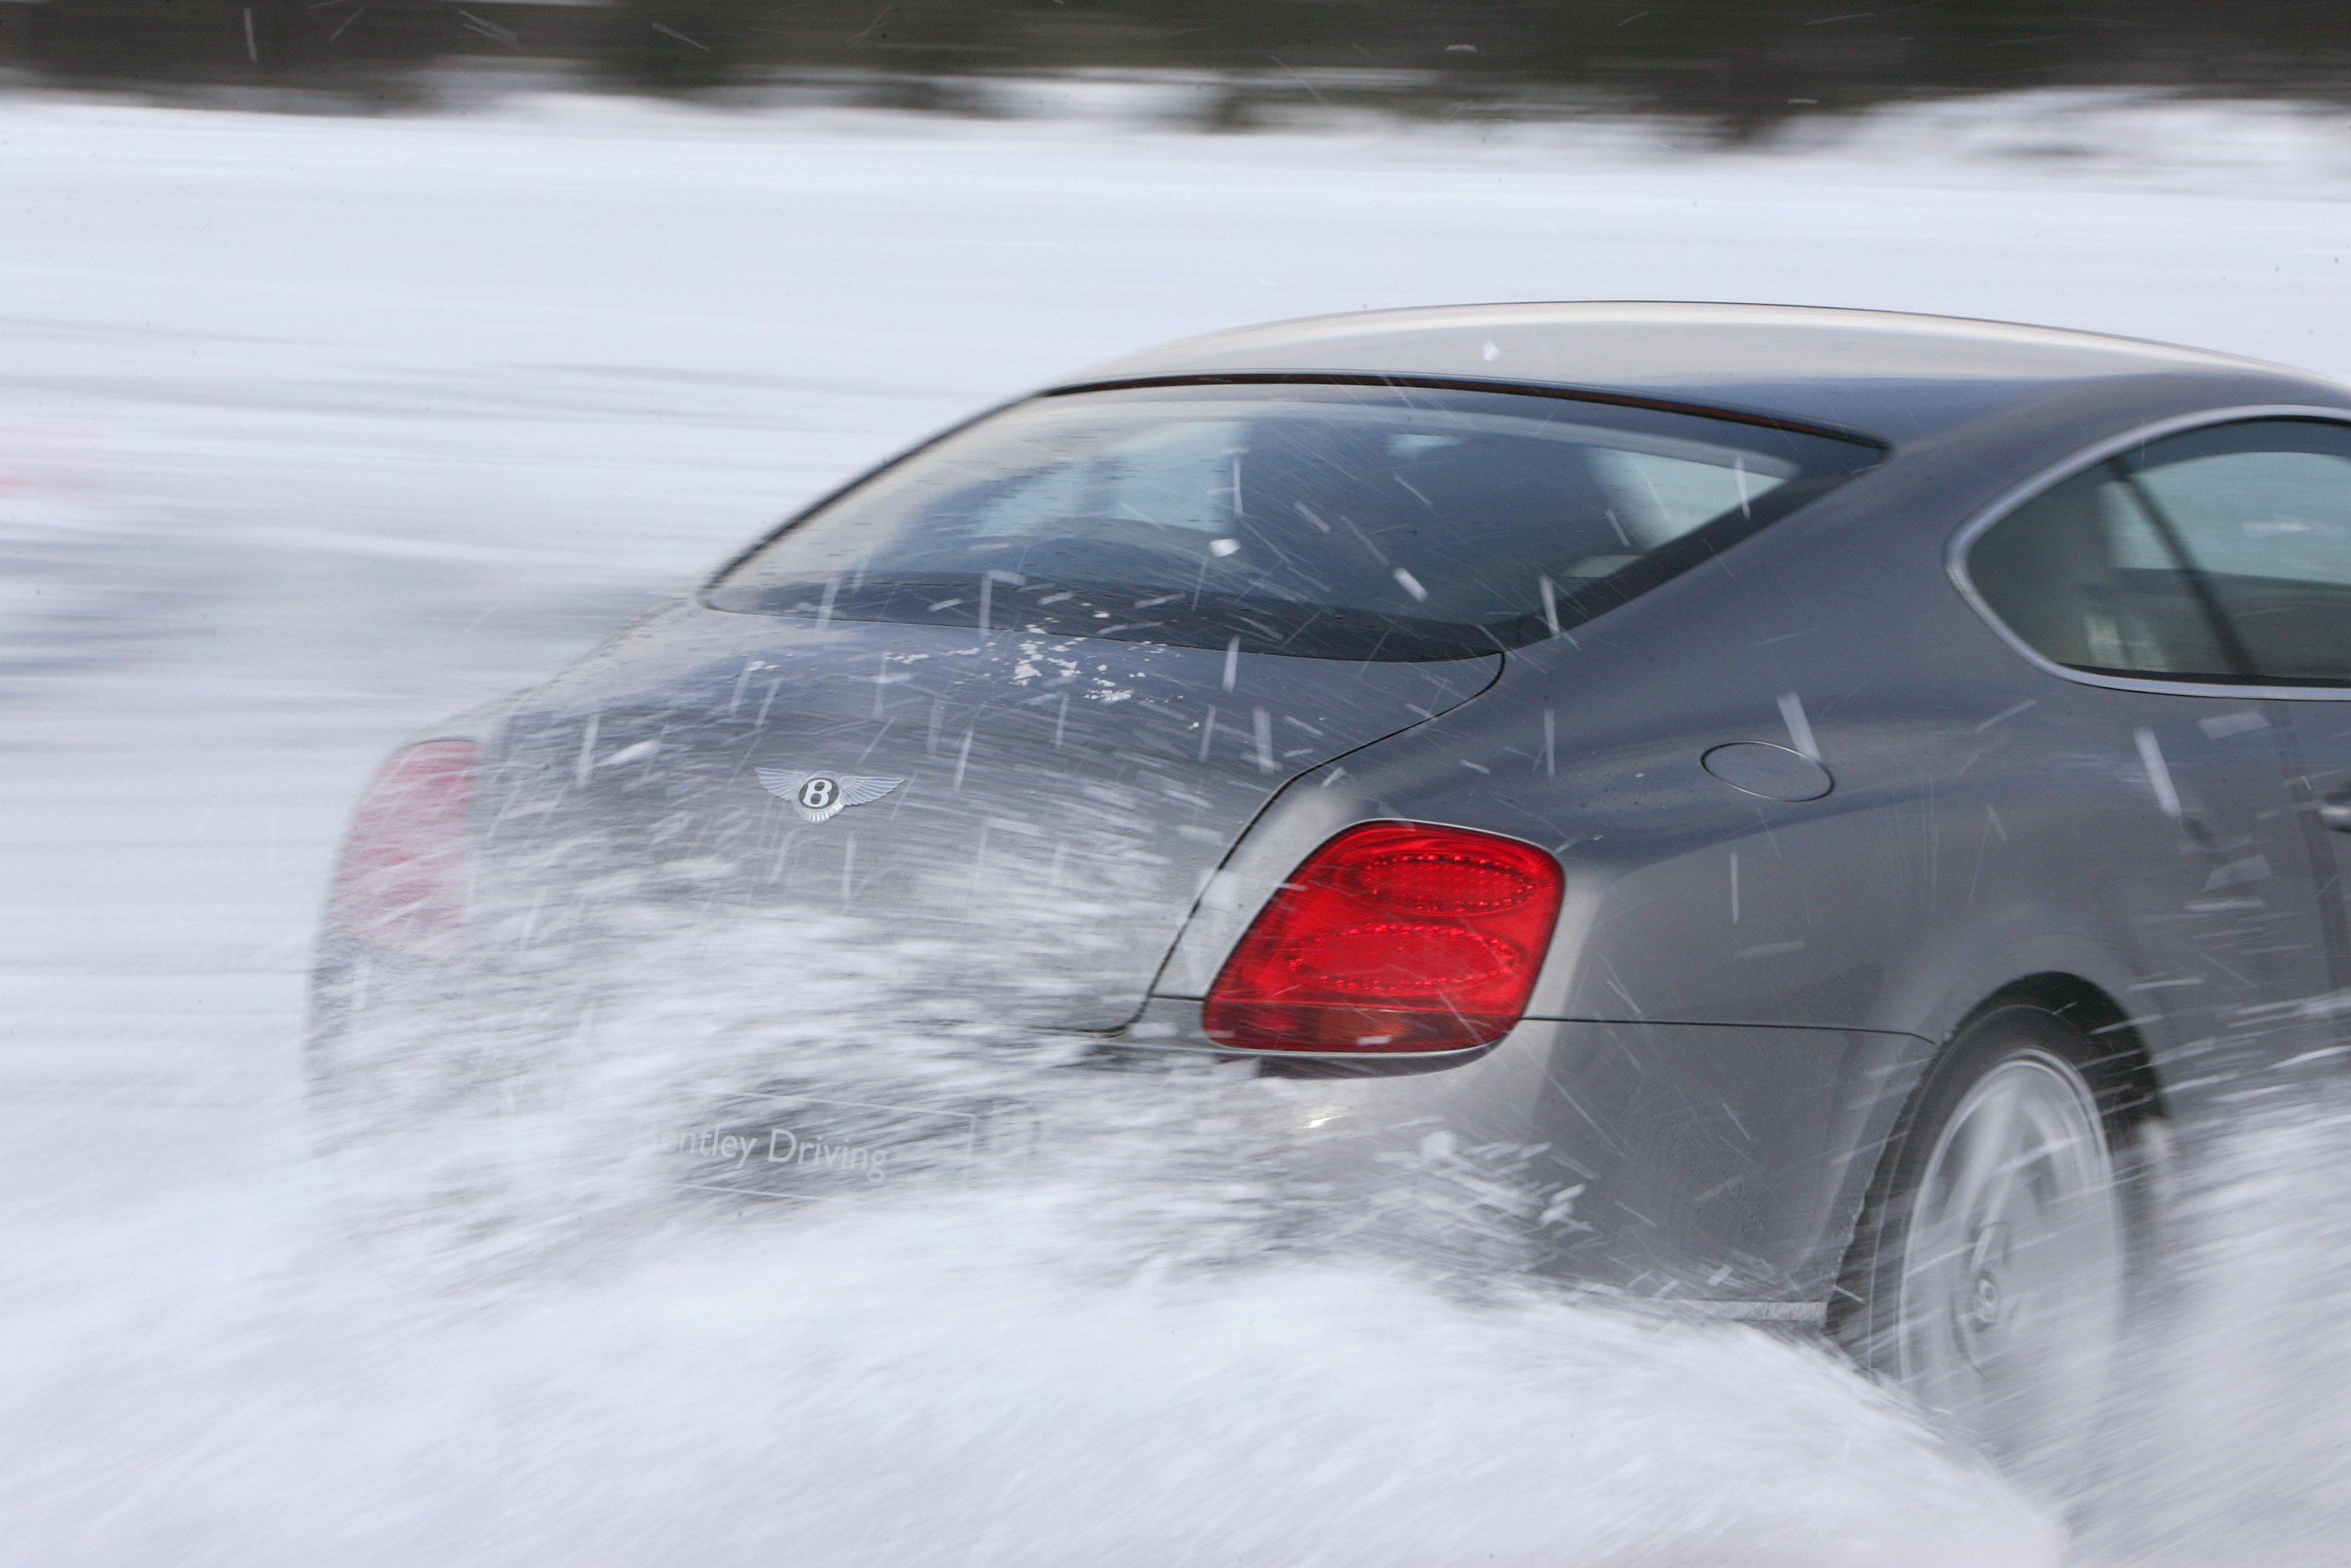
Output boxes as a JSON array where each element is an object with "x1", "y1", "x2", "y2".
[{"x1": 307, "y1": 366, "x2": 1882, "y2": 1244}]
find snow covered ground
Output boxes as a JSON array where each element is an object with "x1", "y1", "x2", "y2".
[{"x1": 4, "y1": 89, "x2": 2350, "y2": 1565}]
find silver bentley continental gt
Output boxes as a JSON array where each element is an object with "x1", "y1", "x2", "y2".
[{"x1": 310, "y1": 302, "x2": 2351, "y2": 1476}]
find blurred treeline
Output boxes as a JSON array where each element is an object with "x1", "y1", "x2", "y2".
[{"x1": 4, "y1": 0, "x2": 2348, "y2": 131}]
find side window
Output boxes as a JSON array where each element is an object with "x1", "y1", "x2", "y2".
[
  {"x1": 1965, "y1": 462, "x2": 2237, "y2": 679},
  {"x1": 2123, "y1": 421, "x2": 2351, "y2": 684},
  {"x1": 1966, "y1": 417, "x2": 2351, "y2": 686}
]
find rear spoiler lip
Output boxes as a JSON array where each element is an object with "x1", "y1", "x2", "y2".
[{"x1": 1037, "y1": 369, "x2": 1889, "y2": 449}]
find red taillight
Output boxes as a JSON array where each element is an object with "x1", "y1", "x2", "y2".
[
  {"x1": 1203, "y1": 821, "x2": 1564, "y2": 1053},
  {"x1": 327, "y1": 741, "x2": 476, "y2": 961}
]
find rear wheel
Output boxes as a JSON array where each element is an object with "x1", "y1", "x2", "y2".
[{"x1": 1836, "y1": 1004, "x2": 2139, "y2": 1492}]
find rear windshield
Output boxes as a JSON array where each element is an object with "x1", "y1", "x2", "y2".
[{"x1": 706, "y1": 381, "x2": 1882, "y2": 661}]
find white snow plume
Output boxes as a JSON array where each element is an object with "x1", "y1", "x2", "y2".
[
  {"x1": 2, "y1": 1196, "x2": 2067, "y2": 1567},
  {"x1": 2, "y1": 918, "x2": 2061, "y2": 1568},
  {"x1": 2083, "y1": 1093, "x2": 2351, "y2": 1567}
]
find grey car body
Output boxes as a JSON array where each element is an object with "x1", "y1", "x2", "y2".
[{"x1": 312, "y1": 302, "x2": 2351, "y2": 1331}]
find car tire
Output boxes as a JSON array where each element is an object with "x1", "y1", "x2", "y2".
[{"x1": 1833, "y1": 1001, "x2": 2146, "y2": 1492}]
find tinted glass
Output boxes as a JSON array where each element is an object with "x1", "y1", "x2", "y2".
[
  {"x1": 1966, "y1": 462, "x2": 2239, "y2": 679},
  {"x1": 2124, "y1": 420, "x2": 2351, "y2": 684},
  {"x1": 707, "y1": 382, "x2": 1880, "y2": 661}
]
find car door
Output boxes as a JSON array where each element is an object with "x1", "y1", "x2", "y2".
[{"x1": 2105, "y1": 416, "x2": 2351, "y2": 1021}]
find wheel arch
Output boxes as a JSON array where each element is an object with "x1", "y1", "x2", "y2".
[
  {"x1": 1817, "y1": 967, "x2": 2168, "y2": 1314},
  {"x1": 1954, "y1": 972, "x2": 2169, "y2": 1130}
]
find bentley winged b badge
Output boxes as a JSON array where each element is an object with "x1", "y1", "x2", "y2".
[{"x1": 756, "y1": 768, "x2": 907, "y2": 824}]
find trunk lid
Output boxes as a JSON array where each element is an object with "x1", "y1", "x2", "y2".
[{"x1": 476, "y1": 608, "x2": 1497, "y2": 1029}]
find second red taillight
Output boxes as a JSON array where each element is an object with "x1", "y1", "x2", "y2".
[
  {"x1": 1203, "y1": 821, "x2": 1564, "y2": 1053},
  {"x1": 327, "y1": 740, "x2": 476, "y2": 961}
]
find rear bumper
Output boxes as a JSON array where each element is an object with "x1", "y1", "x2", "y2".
[
  {"x1": 1107, "y1": 1005, "x2": 1926, "y2": 1305},
  {"x1": 310, "y1": 945, "x2": 1919, "y2": 1309}
]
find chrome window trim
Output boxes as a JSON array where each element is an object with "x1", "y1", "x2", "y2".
[{"x1": 1945, "y1": 403, "x2": 2351, "y2": 702}]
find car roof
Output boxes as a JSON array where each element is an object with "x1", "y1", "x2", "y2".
[{"x1": 1059, "y1": 302, "x2": 2345, "y2": 444}]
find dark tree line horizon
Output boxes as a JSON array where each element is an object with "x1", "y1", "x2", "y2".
[{"x1": 5, "y1": 1, "x2": 2349, "y2": 132}]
